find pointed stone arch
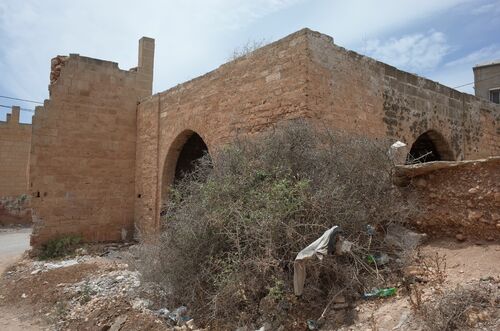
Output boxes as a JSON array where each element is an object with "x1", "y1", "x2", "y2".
[{"x1": 406, "y1": 130, "x2": 454, "y2": 164}]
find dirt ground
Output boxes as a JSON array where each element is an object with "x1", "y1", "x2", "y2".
[
  {"x1": 0, "y1": 237, "x2": 175, "y2": 331},
  {"x1": 0, "y1": 229, "x2": 498, "y2": 331},
  {"x1": 331, "y1": 239, "x2": 500, "y2": 331},
  {"x1": 0, "y1": 228, "x2": 46, "y2": 331}
]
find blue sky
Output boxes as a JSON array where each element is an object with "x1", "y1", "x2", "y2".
[{"x1": 1, "y1": 0, "x2": 499, "y2": 123}]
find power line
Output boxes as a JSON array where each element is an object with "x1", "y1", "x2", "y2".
[
  {"x1": 453, "y1": 82, "x2": 475, "y2": 89},
  {"x1": 0, "y1": 104, "x2": 35, "y2": 113},
  {"x1": 453, "y1": 73, "x2": 500, "y2": 89},
  {"x1": 0, "y1": 95, "x2": 43, "y2": 105}
]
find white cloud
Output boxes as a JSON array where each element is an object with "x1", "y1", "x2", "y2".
[
  {"x1": 0, "y1": 0, "x2": 305, "y2": 103},
  {"x1": 471, "y1": 1, "x2": 500, "y2": 15},
  {"x1": 184, "y1": 0, "x2": 305, "y2": 31},
  {"x1": 310, "y1": 0, "x2": 473, "y2": 46},
  {"x1": 429, "y1": 44, "x2": 500, "y2": 94},
  {"x1": 427, "y1": 65, "x2": 475, "y2": 94},
  {"x1": 445, "y1": 45, "x2": 500, "y2": 67},
  {"x1": 0, "y1": 0, "x2": 486, "y2": 124},
  {"x1": 364, "y1": 31, "x2": 450, "y2": 73}
]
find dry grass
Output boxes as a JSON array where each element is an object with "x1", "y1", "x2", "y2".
[
  {"x1": 417, "y1": 283, "x2": 495, "y2": 331},
  {"x1": 228, "y1": 38, "x2": 269, "y2": 61}
]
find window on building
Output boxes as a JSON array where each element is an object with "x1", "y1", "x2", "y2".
[{"x1": 490, "y1": 88, "x2": 500, "y2": 104}]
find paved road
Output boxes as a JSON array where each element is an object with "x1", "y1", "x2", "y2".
[
  {"x1": 0, "y1": 228, "x2": 31, "y2": 274},
  {"x1": 0, "y1": 228, "x2": 45, "y2": 331}
]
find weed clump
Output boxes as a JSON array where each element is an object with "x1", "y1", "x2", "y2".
[
  {"x1": 39, "y1": 235, "x2": 82, "y2": 260},
  {"x1": 139, "y1": 122, "x2": 415, "y2": 328}
]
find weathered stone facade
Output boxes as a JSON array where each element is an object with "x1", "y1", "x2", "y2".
[
  {"x1": 135, "y1": 29, "x2": 500, "y2": 235},
  {"x1": 0, "y1": 106, "x2": 31, "y2": 197},
  {"x1": 28, "y1": 29, "x2": 499, "y2": 245},
  {"x1": 29, "y1": 38, "x2": 154, "y2": 245},
  {"x1": 308, "y1": 32, "x2": 499, "y2": 160}
]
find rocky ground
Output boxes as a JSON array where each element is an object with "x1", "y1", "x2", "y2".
[
  {"x1": 0, "y1": 241, "x2": 200, "y2": 331},
  {"x1": 330, "y1": 239, "x2": 500, "y2": 331},
  {"x1": 404, "y1": 158, "x2": 500, "y2": 240},
  {"x1": 0, "y1": 232, "x2": 498, "y2": 331}
]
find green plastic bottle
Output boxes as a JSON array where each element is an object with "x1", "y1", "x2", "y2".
[
  {"x1": 363, "y1": 287, "x2": 397, "y2": 299},
  {"x1": 378, "y1": 287, "x2": 397, "y2": 297}
]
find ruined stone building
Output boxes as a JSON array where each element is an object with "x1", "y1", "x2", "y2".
[{"x1": 1, "y1": 29, "x2": 498, "y2": 245}]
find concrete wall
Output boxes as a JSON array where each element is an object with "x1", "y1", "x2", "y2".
[
  {"x1": 0, "y1": 106, "x2": 32, "y2": 197},
  {"x1": 134, "y1": 29, "x2": 499, "y2": 236},
  {"x1": 30, "y1": 37, "x2": 154, "y2": 246},
  {"x1": 474, "y1": 62, "x2": 500, "y2": 102}
]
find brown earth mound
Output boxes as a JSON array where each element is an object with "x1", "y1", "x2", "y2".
[{"x1": 398, "y1": 158, "x2": 500, "y2": 240}]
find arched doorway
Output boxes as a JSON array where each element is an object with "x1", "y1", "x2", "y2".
[
  {"x1": 406, "y1": 130, "x2": 454, "y2": 164},
  {"x1": 174, "y1": 133, "x2": 209, "y2": 181},
  {"x1": 161, "y1": 130, "x2": 210, "y2": 207}
]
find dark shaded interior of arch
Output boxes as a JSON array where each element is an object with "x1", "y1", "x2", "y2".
[
  {"x1": 174, "y1": 133, "x2": 209, "y2": 181},
  {"x1": 406, "y1": 132, "x2": 442, "y2": 164}
]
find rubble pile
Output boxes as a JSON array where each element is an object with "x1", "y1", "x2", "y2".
[
  {"x1": 65, "y1": 268, "x2": 141, "y2": 299},
  {"x1": 21, "y1": 245, "x2": 206, "y2": 330}
]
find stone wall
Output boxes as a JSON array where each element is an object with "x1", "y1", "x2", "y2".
[
  {"x1": 30, "y1": 37, "x2": 154, "y2": 246},
  {"x1": 402, "y1": 158, "x2": 500, "y2": 240},
  {"x1": 135, "y1": 29, "x2": 499, "y2": 235},
  {"x1": 307, "y1": 30, "x2": 500, "y2": 160},
  {"x1": 135, "y1": 30, "x2": 311, "y2": 235},
  {"x1": 0, "y1": 106, "x2": 32, "y2": 198},
  {"x1": 29, "y1": 28, "x2": 499, "y2": 244}
]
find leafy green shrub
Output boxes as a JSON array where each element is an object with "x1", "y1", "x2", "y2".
[
  {"x1": 39, "y1": 235, "x2": 82, "y2": 260},
  {"x1": 138, "y1": 121, "x2": 415, "y2": 328}
]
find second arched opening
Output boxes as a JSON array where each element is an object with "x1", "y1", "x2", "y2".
[{"x1": 406, "y1": 130, "x2": 454, "y2": 164}]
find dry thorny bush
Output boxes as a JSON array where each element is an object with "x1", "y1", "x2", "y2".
[
  {"x1": 416, "y1": 282, "x2": 497, "y2": 331},
  {"x1": 408, "y1": 253, "x2": 498, "y2": 331},
  {"x1": 138, "y1": 121, "x2": 417, "y2": 328}
]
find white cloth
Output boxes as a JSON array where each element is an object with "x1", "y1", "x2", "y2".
[
  {"x1": 296, "y1": 226, "x2": 339, "y2": 261},
  {"x1": 293, "y1": 226, "x2": 339, "y2": 296},
  {"x1": 387, "y1": 140, "x2": 408, "y2": 165}
]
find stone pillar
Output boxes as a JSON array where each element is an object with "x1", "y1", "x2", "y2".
[{"x1": 137, "y1": 37, "x2": 155, "y2": 97}]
